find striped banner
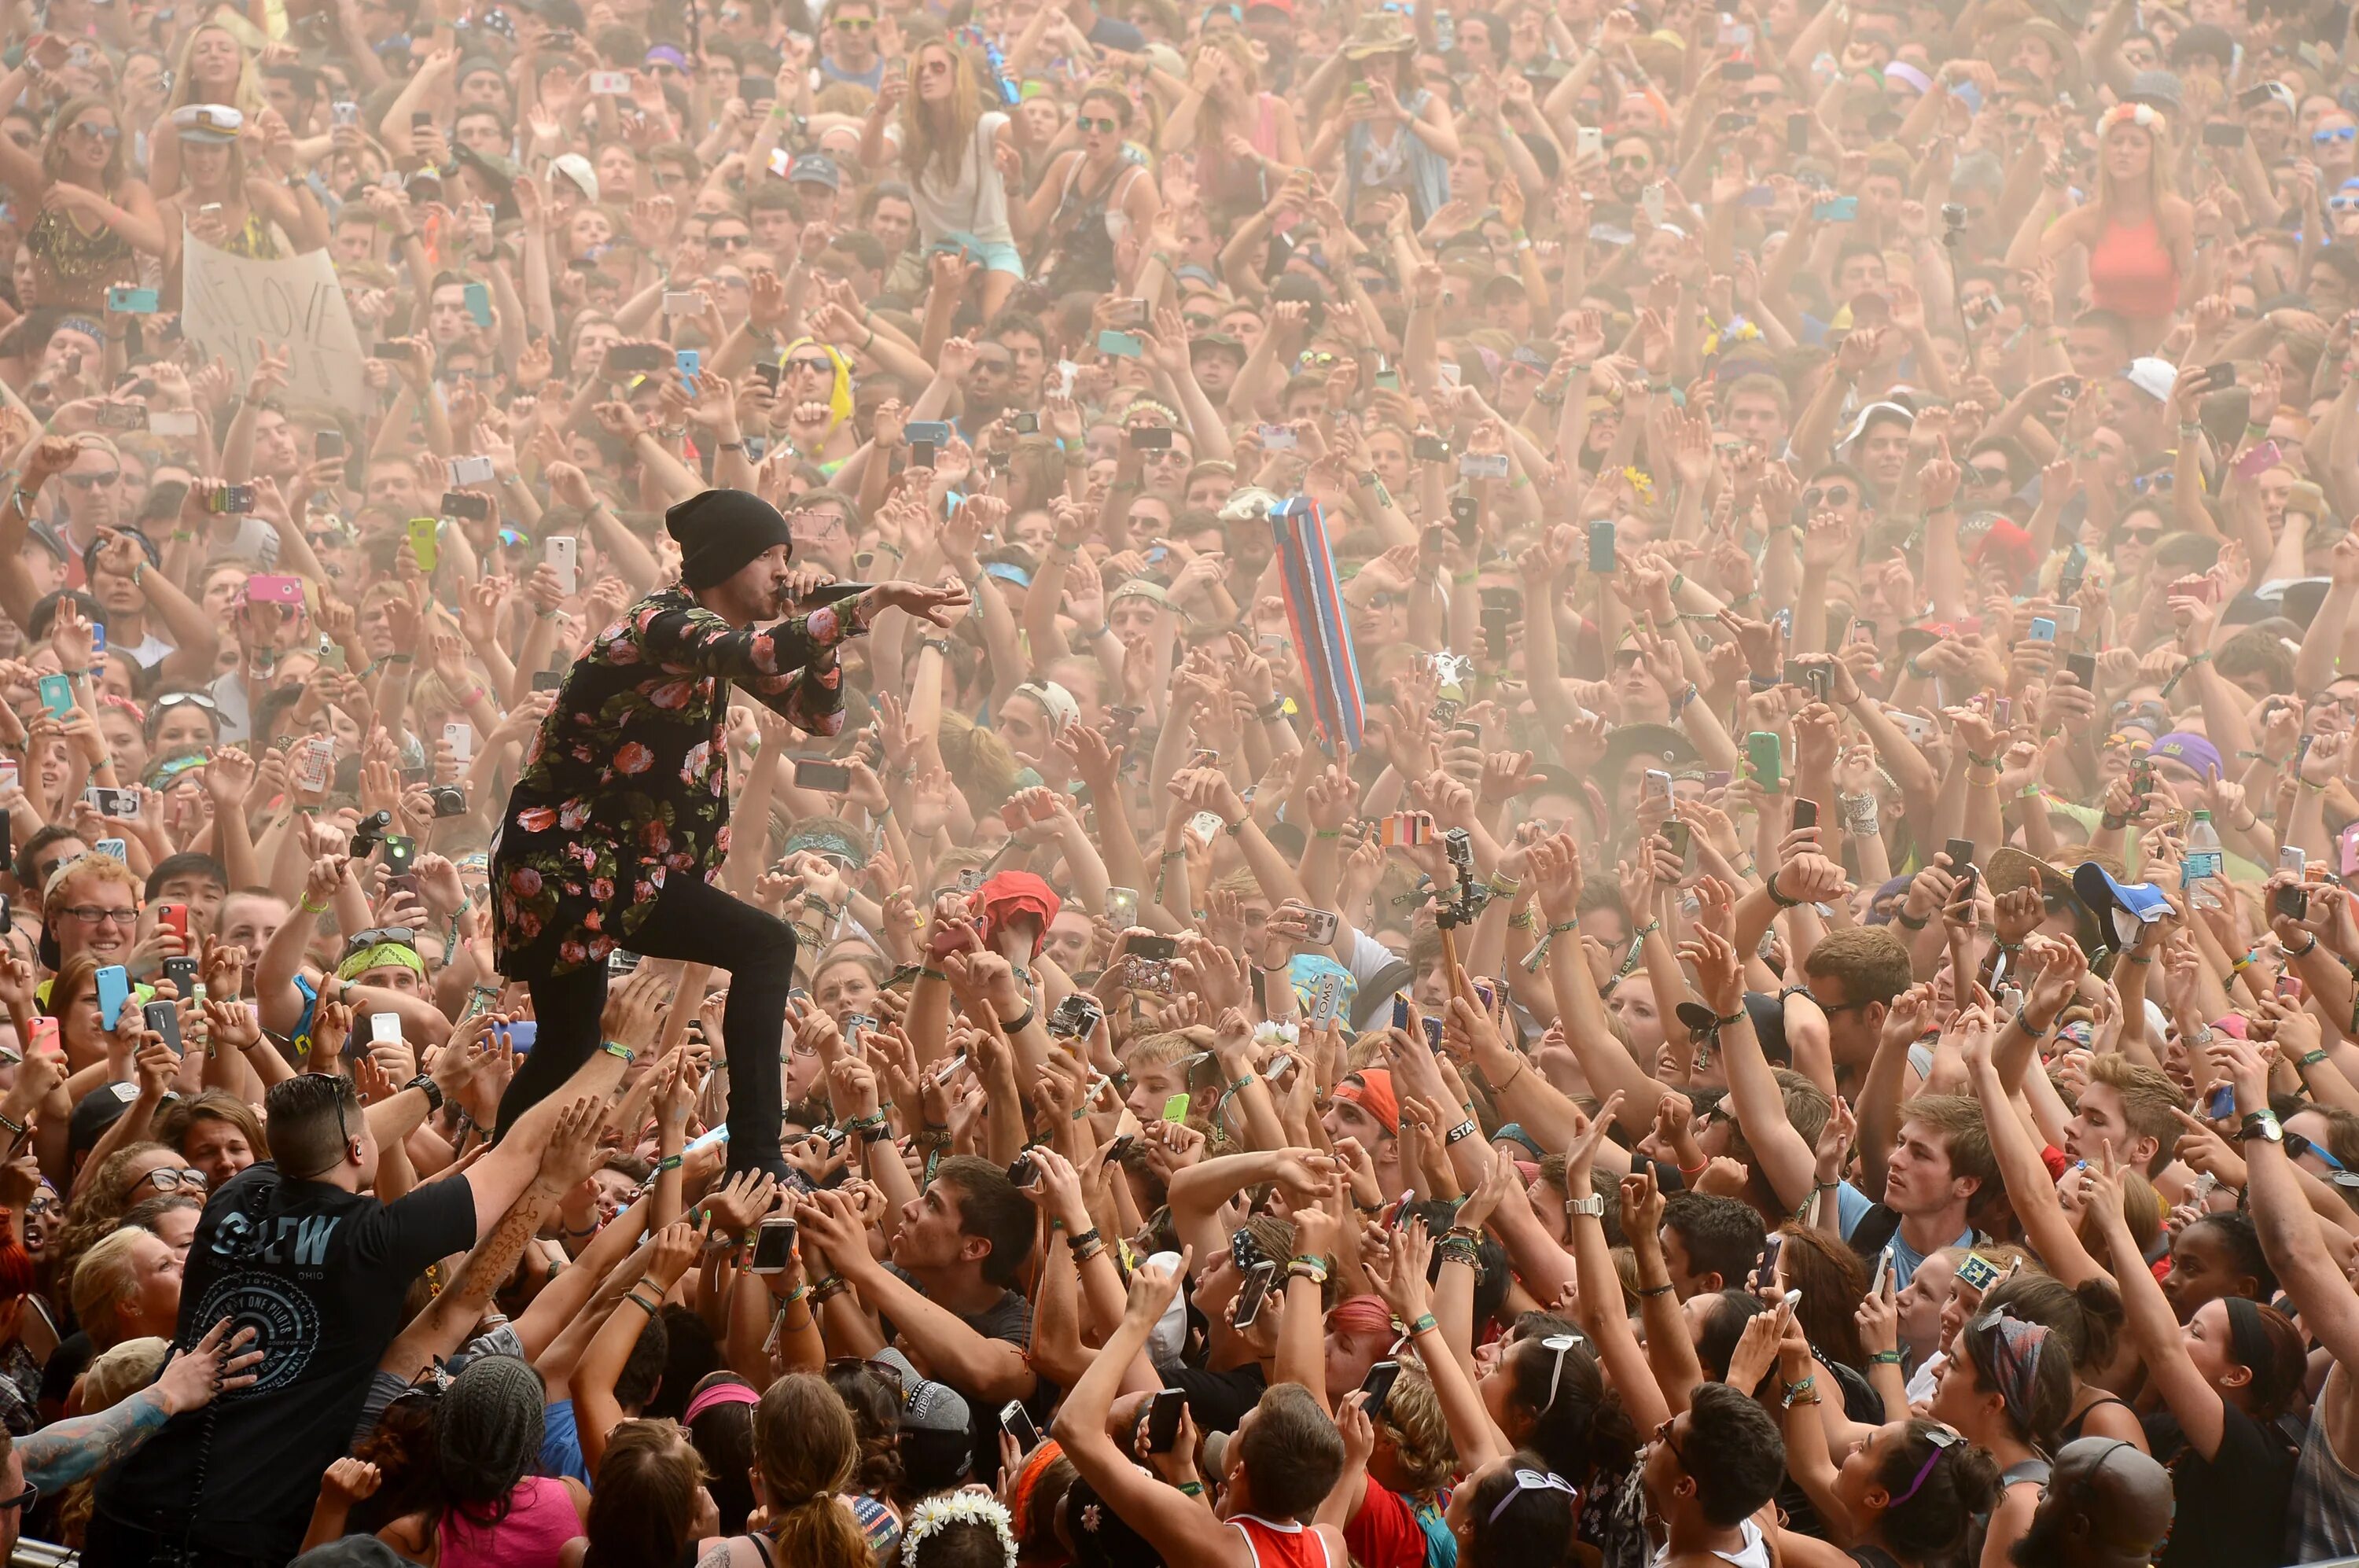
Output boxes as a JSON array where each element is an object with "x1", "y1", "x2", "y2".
[{"x1": 1269, "y1": 496, "x2": 1365, "y2": 752}]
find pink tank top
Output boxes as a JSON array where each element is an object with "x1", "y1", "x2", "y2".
[
  {"x1": 437, "y1": 1476, "x2": 582, "y2": 1568},
  {"x1": 1230, "y1": 1513, "x2": 1334, "y2": 1568}
]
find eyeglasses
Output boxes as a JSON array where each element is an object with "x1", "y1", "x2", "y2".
[
  {"x1": 1486, "y1": 1467, "x2": 1577, "y2": 1525},
  {"x1": 710, "y1": 233, "x2": 753, "y2": 249},
  {"x1": 833, "y1": 13, "x2": 874, "y2": 27},
  {"x1": 1077, "y1": 115, "x2": 1121, "y2": 133},
  {"x1": 138, "y1": 1167, "x2": 209, "y2": 1193},
  {"x1": 2316, "y1": 126, "x2": 2357, "y2": 144},
  {"x1": 63, "y1": 471, "x2": 122, "y2": 488},
  {"x1": 59, "y1": 905, "x2": 139, "y2": 926},
  {"x1": 1801, "y1": 484, "x2": 1853, "y2": 508}
]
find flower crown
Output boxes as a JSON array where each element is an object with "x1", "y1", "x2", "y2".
[
  {"x1": 2099, "y1": 101, "x2": 2165, "y2": 134},
  {"x1": 900, "y1": 1490, "x2": 1018, "y2": 1568}
]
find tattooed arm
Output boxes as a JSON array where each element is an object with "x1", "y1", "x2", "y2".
[{"x1": 20, "y1": 1319, "x2": 260, "y2": 1492}]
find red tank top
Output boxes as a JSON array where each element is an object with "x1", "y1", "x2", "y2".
[
  {"x1": 1230, "y1": 1513, "x2": 1334, "y2": 1568},
  {"x1": 2088, "y1": 212, "x2": 2179, "y2": 320}
]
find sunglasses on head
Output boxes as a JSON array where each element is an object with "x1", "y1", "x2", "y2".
[{"x1": 1488, "y1": 1467, "x2": 1577, "y2": 1525}]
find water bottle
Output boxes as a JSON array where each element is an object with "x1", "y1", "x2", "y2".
[{"x1": 2184, "y1": 811, "x2": 2224, "y2": 909}]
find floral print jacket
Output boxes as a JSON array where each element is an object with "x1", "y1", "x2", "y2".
[{"x1": 492, "y1": 585, "x2": 869, "y2": 978}]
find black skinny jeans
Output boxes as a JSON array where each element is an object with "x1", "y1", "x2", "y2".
[{"x1": 496, "y1": 871, "x2": 797, "y2": 1176}]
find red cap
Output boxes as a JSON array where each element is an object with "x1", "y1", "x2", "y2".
[
  {"x1": 1332, "y1": 1068, "x2": 1399, "y2": 1133},
  {"x1": 980, "y1": 870, "x2": 1061, "y2": 958}
]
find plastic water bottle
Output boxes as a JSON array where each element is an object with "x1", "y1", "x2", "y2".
[{"x1": 2184, "y1": 811, "x2": 2224, "y2": 908}]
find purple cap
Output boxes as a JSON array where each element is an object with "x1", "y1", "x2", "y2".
[{"x1": 646, "y1": 43, "x2": 688, "y2": 68}]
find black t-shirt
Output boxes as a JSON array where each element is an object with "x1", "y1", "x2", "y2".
[
  {"x1": 2147, "y1": 1403, "x2": 2300, "y2": 1568},
  {"x1": 93, "y1": 1162, "x2": 477, "y2": 1562},
  {"x1": 1161, "y1": 1359, "x2": 1267, "y2": 1435}
]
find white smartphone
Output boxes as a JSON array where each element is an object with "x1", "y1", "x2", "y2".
[
  {"x1": 590, "y1": 69, "x2": 630, "y2": 94},
  {"x1": 444, "y1": 722, "x2": 473, "y2": 764},
  {"x1": 447, "y1": 455, "x2": 495, "y2": 486},
  {"x1": 370, "y1": 1012, "x2": 403, "y2": 1044},
  {"x1": 662, "y1": 290, "x2": 701, "y2": 315},
  {"x1": 547, "y1": 536, "x2": 578, "y2": 595}
]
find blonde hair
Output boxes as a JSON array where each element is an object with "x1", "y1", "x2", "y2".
[
  {"x1": 2096, "y1": 112, "x2": 2175, "y2": 215},
  {"x1": 898, "y1": 39, "x2": 985, "y2": 191},
  {"x1": 71, "y1": 1228, "x2": 153, "y2": 1347},
  {"x1": 166, "y1": 24, "x2": 265, "y2": 116}
]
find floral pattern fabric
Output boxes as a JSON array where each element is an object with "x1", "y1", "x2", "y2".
[{"x1": 492, "y1": 585, "x2": 864, "y2": 977}]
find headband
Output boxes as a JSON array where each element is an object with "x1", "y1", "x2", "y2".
[
  {"x1": 900, "y1": 1492, "x2": 1016, "y2": 1568},
  {"x1": 337, "y1": 940, "x2": 425, "y2": 981},
  {"x1": 683, "y1": 1382, "x2": 761, "y2": 1423},
  {"x1": 1972, "y1": 1312, "x2": 2050, "y2": 1434},
  {"x1": 1231, "y1": 1226, "x2": 1271, "y2": 1275},
  {"x1": 2223, "y1": 1296, "x2": 2273, "y2": 1377},
  {"x1": 1886, "y1": 1425, "x2": 1962, "y2": 1506}
]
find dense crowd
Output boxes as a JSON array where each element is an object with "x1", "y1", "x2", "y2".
[{"x1": 0, "y1": 0, "x2": 2353, "y2": 1560}]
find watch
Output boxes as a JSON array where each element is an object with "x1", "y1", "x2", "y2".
[
  {"x1": 2237, "y1": 1108, "x2": 2284, "y2": 1144},
  {"x1": 1566, "y1": 1194, "x2": 1607, "y2": 1218},
  {"x1": 407, "y1": 1074, "x2": 444, "y2": 1114}
]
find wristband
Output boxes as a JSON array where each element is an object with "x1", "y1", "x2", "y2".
[
  {"x1": 1444, "y1": 1118, "x2": 1480, "y2": 1145},
  {"x1": 1870, "y1": 1349, "x2": 1905, "y2": 1365},
  {"x1": 1408, "y1": 1312, "x2": 1439, "y2": 1336},
  {"x1": 2302, "y1": 1048, "x2": 2329, "y2": 1066},
  {"x1": 1637, "y1": 1281, "x2": 1675, "y2": 1297},
  {"x1": 655, "y1": 1153, "x2": 683, "y2": 1172},
  {"x1": 600, "y1": 1040, "x2": 635, "y2": 1063}
]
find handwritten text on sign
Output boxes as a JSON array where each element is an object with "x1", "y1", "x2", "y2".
[{"x1": 179, "y1": 233, "x2": 370, "y2": 420}]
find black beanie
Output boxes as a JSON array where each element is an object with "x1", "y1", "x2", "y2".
[{"x1": 667, "y1": 488, "x2": 795, "y2": 590}]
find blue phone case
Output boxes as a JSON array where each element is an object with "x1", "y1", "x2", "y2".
[
  {"x1": 463, "y1": 282, "x2": 492, "y2": 327},
  {"x1": 97, "y1": 966, "x2": 130, "y2": 1030},
  {"x1": 37, "y1": 675, "x2": 72, "y2": 717},
  {"x1": 1096, "y1": 329, "x2": 1142, "y2": 358},
  {"x1": 676, "y1": 349, "x2": 701, "y2": 377}
]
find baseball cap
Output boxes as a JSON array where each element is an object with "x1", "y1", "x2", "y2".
[
  {"x1": 788, "y1": 152, "x2": 841, "y2": 190},
  {"x1": 2123, "y1": 357, "x2": 2177, "y2": 403},
  {"x1": 2073, "y1": 863, "x2": 2172, "y2": 950},
  {"x1": 550, "y1": 152, "x2": 598, "y2": 201}
]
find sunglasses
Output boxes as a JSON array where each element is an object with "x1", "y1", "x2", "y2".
[
  {"x1": 1487, "y1": 1467, "x2": 1577, "y2": 1525},
  {"x1": 155, "y1": 690, "x2": 220, "y2": 712},
  {"x1": 833, "y1": 14, "x2": 874, "y2": 26},
  {"x1": 1078, "y1": 115, "x2": 1121, "y2": 133},
  {"x1": 1801, "y1": 483, "x2": 1853, "y2": 508},
  {"x1": 2316, "y1": 126, "x2": 2357, "y2": 143},
  {"x1": 344, "y1": 927, "x2": 419, "y2": 955},
  {"x1": 1653, "y1": 1416, "x2": 1696, "y2": 1472},
  {"x1": 2332, "y1": 195, "x2": 2359, "y2": 213},
  {"x1": 710, "y1": 233, "x2": 753, "y2": 249},
  {"x1": 786, "y1": 356, "x2": 834, "y2": 374},
  {"x1": 1609, "y1": 154, "x2": 1651, "y2": 170},
  {"x1": 63, "y1": 470, "x2": 122, "y2": 488},
  {"x1": 1967, "y1": 464, "x2": 2011, "y2": 484},
  {"x1": 0, "y1": 1482, "x2": 36, "y2": 1516},
  {"x1": 71, "y1": 121, "x2": 121, "y2": 141},
  {"x1": 1532, "y1": 1332, "x2": 1586, "y2": 1415},
  {"x1": 2285, "y1": 1132, "x2": 2359, "y2": 1185}
]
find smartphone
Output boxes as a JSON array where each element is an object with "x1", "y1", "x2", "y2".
[
  {"x1": 97, "y1": 964, "x2": 131, "y2": 1030},
  {"x1": 1660, "y1": 819, "x2": 1695, "y2": 870},
  {"x1": 606, "y1": 343, "x2": 672, "y2": 374},
  {"x1": 1641, "y1": 768, "x2": 1673, "y2": 810},
  {"x1": 793, "y1": 758, "x2": 853, "y2": 793},
  {"x1": 461, "y1": 281, "x2": 492, "y2": 329},
  {"x1": 313, "y1": 429, "x2": 347, "y2": 462},
  {"x1": 1413, "y1": 433, "x2": 1452, "y2": 462},
  {"x1": 1223, "y1": 1257, "x2": 1280, "y2": 1330},
  {"x1": 105, "y1": 285, "x2": 159, "y2": 314},
  {"x1": 2066, "y1": 651, "x2": 2097, "y2": 688},
  {"x1": 1588, "y1": 519, "x2": 1617, "y2": 573},
  {"x1": 1097, "y1": 329, "x2": 1143, "y2": 358},
  {"x1": 547, "y1": 536, "x2": 578, "y2": 595},
  {"x1": 1745, "y1": 731, "x2": 1781, "y2": 792},
  {"x1": 907, "y1": 420, "x2": 951, "y2": 467},
  {"x1": 1359, "y1": 1360, "x2": 1403, "y2": 1421},
  {"x1": 209, "y1": 484, "x2": 257, "y2": 515},
  {"x1": 1870, "y1": 1246, "x2": 1893, "y2": 1297},
  {"x1": 407, "y1": 516, "x2": 440, "y2": 573},
  {"x1": 94, "y1": 837, "x2": 127, "y2": 861},
  {"x1": 2205, "y1": 1083, "x2": 2237, "y2": 1120},
  {"x1": 1642, "y1": 182, "x2": 1667, "y2": 223},
  {"x1": 1944, "y1": 837, "x2": 1975, "y2": 873},
  {"x1": 246, "y1": 574, "x2": 304, "y2": 605},
  {"x1": 1145, "y1": 1389, "x2": 1187, "y2": 1453},
  {"x1": 1128, "y1": 425, "x2": 1174, "y2": 451},
  {"x1": 381, "y1": 834, "x2": 417, "y2": 874},
  {"x1": 1130, "y1": 935, "x2": 1178, "y2": 963},
  {"x1": 294, "y1": 734, "x2": 335, "y2": 793},
  {"x1": 1792, "y1": 798, "x2": 1819, "y2": 831},
  {"x1": 440, "y1": 491, "x2": 491, "y2": 521},
  {"x1": 2028, "y1": 617, "x2": 2056, "y2": 642},
  {"x1": 1787, "y1": 111, "x2": 1812, "y2": 153},
  {"x1": 2203, "y1": 121, "x2": 2247, "y2": 147},
  {"x1": 1000, "y1": 1399, "x2": 1042, "y2": 1451},
  {"x1": 85, "y1": 785, "x2": 139, "y2": 819},
  {"x1": 443, "y1": 722, "x2": 474, "y2": 766},
  {"x1": 1303, "y1": 908, "x2": 1340, "y2": 944},
  {"x1": 1457, "y1": 451, "x2": 1509, "y2": 480},
  {"x1": 590, "y1": 68, "x2": 630, "y2": 94},
  {"x1": 748, "y1": 1216, "x2": 797, "y2": 1273},
  {"x1": 1760, "y1": 1232, "x2": 1784, "y2": 1288},
  {"x1": 1385, "y1": 1190, "x2": 1416, "y2": 1230},
  {"x1": 1161, "y1": 1091, "x2": 1191, "y2": 1122},
  {"x1": 163, "y1": 955, "x2": 198, "y2": 996},
  {"x1": 448, "y1": 455, "x2": 495, "y2": 488},
  {"x1": 1577, "y1": 125, "x2": 1603, "y2": 160},
  {"x1": 153, "y1": 901, "x2": 189, "y2": 939},
  {"x1": 136, "y1": 999, "x2": 183, "y2": 1057},
  {"x1": 1105, "y1": 886, "x2": 1139, "y2": 927}
]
